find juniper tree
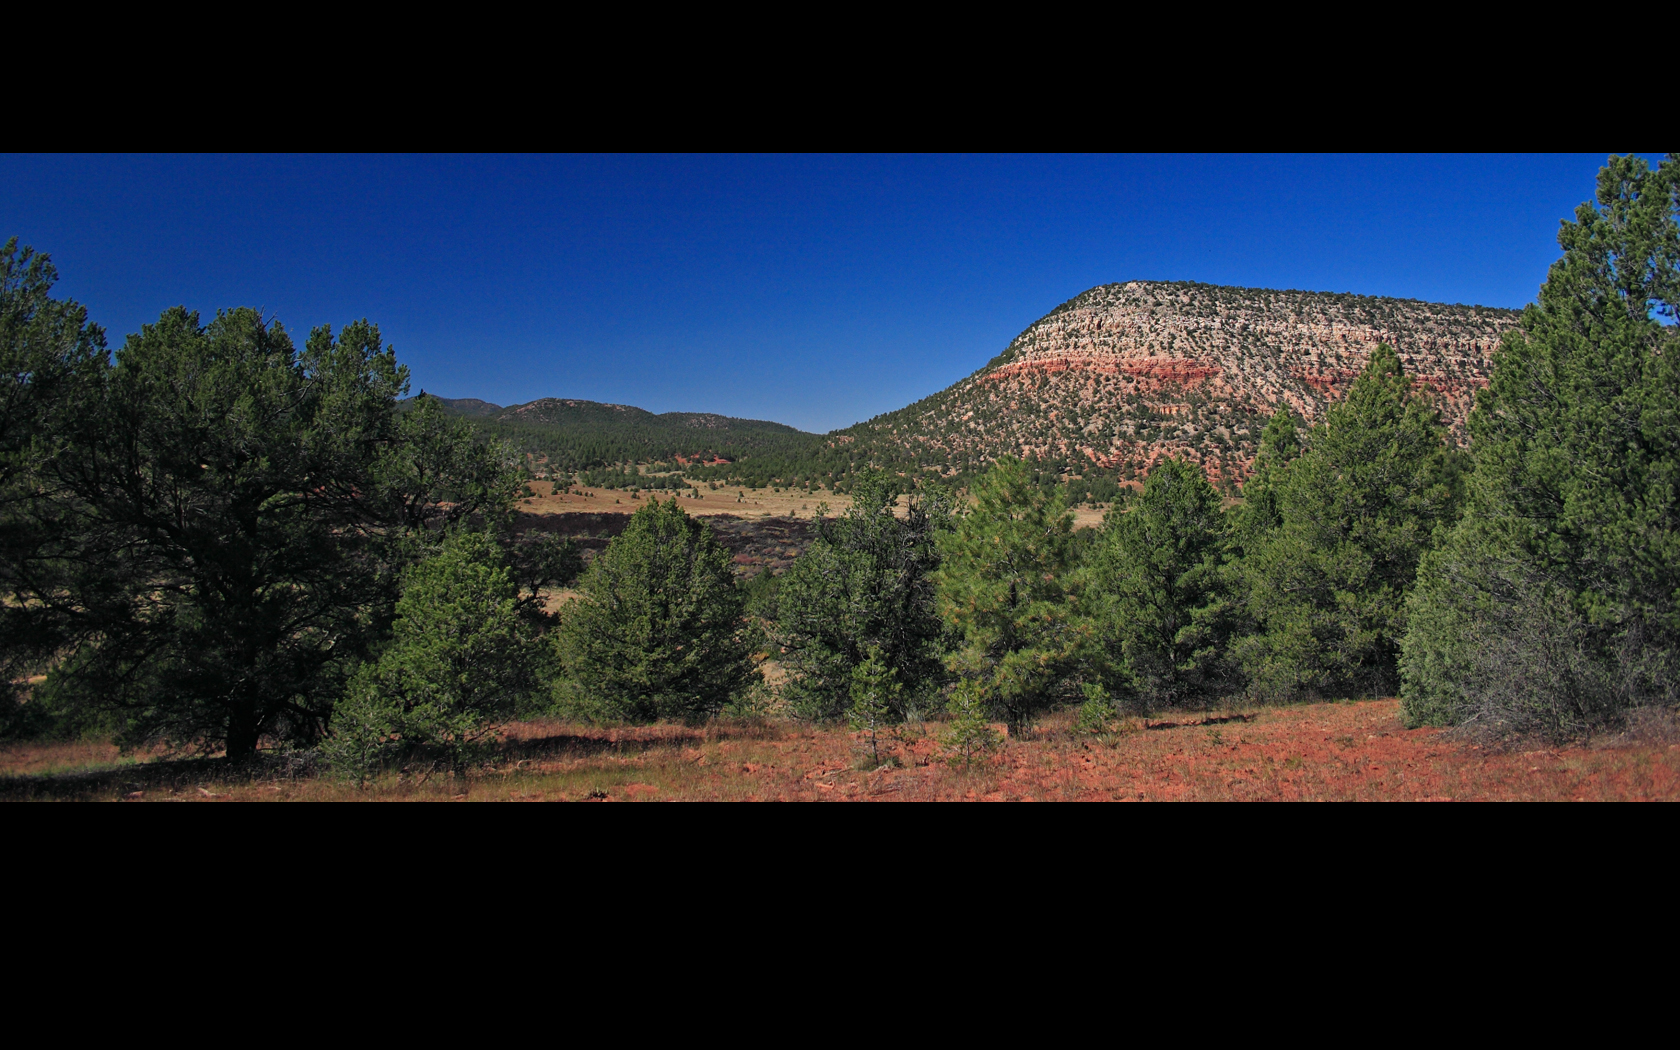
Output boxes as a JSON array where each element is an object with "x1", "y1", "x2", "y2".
[
  {"x1": 554, "y1": 497, "x2": 756, "y2": 722},
  {"x1": 1402, "y1": 154, "x2": 1680, "y2": 738}
]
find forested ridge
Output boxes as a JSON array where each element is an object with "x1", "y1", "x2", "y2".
[{"x1": 3, "y1": 155, "x2": 1675, "y2": 783}]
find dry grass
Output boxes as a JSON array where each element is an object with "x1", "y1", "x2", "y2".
[
  {"x1": 5, "y1": 699, "x2": 1677, "y2": 802},
  {"x1": 519, "y1": 480, "x2": 850, "y2": 521}
]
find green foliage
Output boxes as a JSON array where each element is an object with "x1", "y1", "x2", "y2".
[
  {"x1": 1402, "y1": 154, "x2": 1680, "y2": 738},
  {"x1": 1072, "y1": 682, "x2": 1120, "y2": 735},
  {"x1": 940, "y1": 680, "x2": 1001, "y2": 767},
  {"x1": 1235, "y1": 344, "x2": 1460, "y2": 700},
  {"x1": 1087, "y1": 459, "x2": 1235, "y2": 710},
  {"x1": 328, "y1": 531, "x2": 542, "y2": 779},
  {"x1": 0, "y1": 240, "x2": 108, "y2": 737},
  {"x1": 776, "y1": 473, "x2": 951, "y2": 721},
  {"x1": 1229, "y1": 409, "x2": 1300, "y2": 558},
  {"x1": 7, "y1": 299, "x2": 521, "y2": 758},
  {"x1": 936, "y1": 456, "x2": 1091, "y2": 734},
  {"x1": 847, "y1": 646, "x2": 900, "y2": 767},
  {"x1": 553, "y1": 497, "x2": 757, "y2": 722}
]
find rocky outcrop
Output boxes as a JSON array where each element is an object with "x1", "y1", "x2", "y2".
[{"x1": 843, "y1": 281, "x2": 1520, "y2": 484}]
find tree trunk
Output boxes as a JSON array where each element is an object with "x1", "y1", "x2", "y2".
[{"x1": 225, "y1": 706, "x2": 260, "y2": 763}]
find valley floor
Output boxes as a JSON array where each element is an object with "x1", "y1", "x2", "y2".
[{"x1": 4, "y1": 700, "x2": 1675, "y2": 802}]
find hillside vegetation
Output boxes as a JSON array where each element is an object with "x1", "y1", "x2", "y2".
[{"x1": 3, "y1": 154, "x2": 1676, "y2": 803}]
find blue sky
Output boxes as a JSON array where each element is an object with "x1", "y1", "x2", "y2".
[{"x1": 0, "y1": 154, "x2": 1642, "y2": 433}]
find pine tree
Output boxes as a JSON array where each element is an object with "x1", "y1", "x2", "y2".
[
  {"x1": 1402, "y1": 154, "x2": 1680, "y2": 737},
  {"x1": 19, "y1": 310, "x2": 519, "y2": 759},
  {"x1": 776, "y1": 472, "x2": 950, "y2": 720},
  {"x1": 1235, "y1": 344, "x2": 1460, "y2": 700},
  {"x1": 940, "y1": 679, "x2": 1001, "y2": 768},
  {"x1": 936, "y1": 456, "x2": 1090, "y2": 734},
  {"x1": 1228, "y1": 409, "x2": 1300, "y2": 559},
  {"x1": 1087, "y1": 458, "x2": 1234, "y2": 710},
  {"x1": 847, "y1": 646, "x2": 900, "y2": 767},
  {"x1": 329, "y1": 530, "x2": 540, "y2": 779},
  {"x1": 554, "y1": 497, "x2": 756, "y2": 722}
]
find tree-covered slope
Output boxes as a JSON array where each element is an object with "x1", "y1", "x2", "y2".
[{"x1": 422, "y1": 396, "x2": 821, "y2": 476}]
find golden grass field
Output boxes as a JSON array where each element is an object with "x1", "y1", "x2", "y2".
[
  {"x1": 517, "y1": 480, "x2": 1110, "y2": 529},
  {"x1": 5, "y1": 699, "x2": 1676, "y2": 802}
]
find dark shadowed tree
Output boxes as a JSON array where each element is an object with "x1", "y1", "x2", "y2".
[
  {"x1": 18, "y1": 308, "x2": 521, "y2": 759},
  {"x1": 0, "y1": 240, "x2": 108, "y2": 736}
]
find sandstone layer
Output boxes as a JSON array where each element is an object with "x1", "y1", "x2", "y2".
[{"x1": 842, "y1": 281, "x2": 1522, "y2": 484}]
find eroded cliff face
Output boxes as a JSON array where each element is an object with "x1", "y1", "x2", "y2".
[{"x1": 844, "y1": 281, "x2": 1521, "y2": 484}]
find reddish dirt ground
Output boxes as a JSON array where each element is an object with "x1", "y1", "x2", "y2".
[{"x1": 11, "y1": 699, "x2": 1671, "y2": 802}]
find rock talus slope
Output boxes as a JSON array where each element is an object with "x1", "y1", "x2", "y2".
[{"x1": 845, "y1": 281, "x2": 1522, "y2": 484}]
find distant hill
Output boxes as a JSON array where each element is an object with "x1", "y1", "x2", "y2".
[
  {"x1": 423, "y1": 396, "x2": 820, "y2": 476},
  {"x1": 431, "y1": 281, "x2": 1523, "y2": 495},
  {"x1": 430, "y1": 396, "x2": 503, "y2": 419},
  {"x1": 826, "y1": 280, "x2": 1521, "y2": 489}
]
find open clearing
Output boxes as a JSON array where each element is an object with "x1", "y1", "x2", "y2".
[
  {"x1": 516, "y1": 481, "x2": 1110, "y2": 529},
  {"x1": 4, "y1": 699, "x2": 1675, "y2": 802}
]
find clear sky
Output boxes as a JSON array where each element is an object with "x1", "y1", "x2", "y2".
[{"x1": 0, "y1": 153, "x2": 1645, "y2": 433}]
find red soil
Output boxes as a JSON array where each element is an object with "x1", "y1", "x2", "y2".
[{"x1": 490, "y1": 699, "x2": 1679, "y2": 802}]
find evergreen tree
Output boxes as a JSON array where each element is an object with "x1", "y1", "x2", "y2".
[
  {"x1": 17, "y1": 308, "x2": 519, "y2": 759},
  {"x1": 329, "y1": 530, "x2": 540, "y2": 778},
  {"x1": 1087, "y1": 458, "x2": 1234, "y2": 710},
  {"x1": 1235, "y1": 344, "x2": 1460, "y2": 700},
  {"x1": 936, "y1": 456, "x2": 1090, "y2": 734},
  {"x1": 775, "y1": 472, "x2": 949, "y2": 720},
  {"x1": 847, "y1": 646, "x2": 899, "y2": 767},
  {"x1": 1402, "y1": 154, "x2": 1680, "y2": 738},
  {"x1": 940, "y1": 679, "x2": 1002, "y2": 767},
  {"x1": 0, "y1": 240, "x2": 107, "y2": 737},
  {"x1": 1228, "y1": 409, "x2": 1300, "y2": 559},
  {"x1": 554, "y1": 497, "x2": 756, "y2": 722}
]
